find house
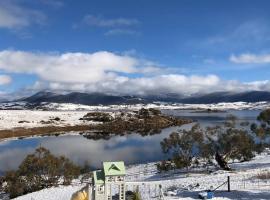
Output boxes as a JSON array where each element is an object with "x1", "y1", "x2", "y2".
[{"x1": 92, "y1": 161, "x2": 126, "y2": 200}]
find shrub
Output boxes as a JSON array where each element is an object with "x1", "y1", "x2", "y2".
[
  {"x1": 148, "y1": 108, "x2": 161, "y2": 115},
  {"x1": 80, "y1": 112, "x2": 112, "y2": 122},
  {"x1": 138, "y1": 108, "x2": 150, "y2": 118},
  {"x1": 160, "y1": 119, "x2": 258, "y2": 171},
  {"x1": 132, "y1": 188, "x2": 142, "y2": 200},
  {"x1": 160, "y1": 124, "x2": 206, "y2": 169},
  {"x1": 217, "y1": 130, "x2": 255, "y2": 162},
  {"x1": 251, "y1": 109, "x2": 270, "y2": 140},
  {"x1": 256, "y1": 171, "x2": 270, "y2": 180},
  {"x1": 3, "y1": 147, "x2": 81, "y2": 198},
  {"x1": 257, "y1": 109, "x2": 270, "y2": 125},
  {"x1": 156, "y1": 160, "x2": 175, "y2": 172}
]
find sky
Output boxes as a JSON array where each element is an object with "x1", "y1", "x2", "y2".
[{"x1": 0, "y1": 0, "x2": 270, "y2": 99}]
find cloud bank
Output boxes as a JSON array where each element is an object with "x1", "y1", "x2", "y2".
[
  {"x1": 230, "y1": 53, "x2": 270, "y2": 64},
  {"x1": 82, "y1": 15, "x2": 139, "y2": 28},
  {"x1": 0, "y1": 75, "x2": 12, "y2": 85},
  {"x1": 0, "y1": 1, "x2": 46, "y2": 29},
  {"x1": 1, "y1": 50, "x2": 270, "y2": 96},
  {"x1": 75, "y1": 15, "x2": 140, "y2": 36}
]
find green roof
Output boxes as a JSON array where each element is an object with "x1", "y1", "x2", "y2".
[
  {"x1": 93, "y1": 170, "x2": 105, "y2": 185},
  {"x1": 103, "y1": 161, "x2": 126, "y2": 176}
]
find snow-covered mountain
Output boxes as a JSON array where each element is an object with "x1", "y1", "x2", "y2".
[
  {"x1": 19, "y1": 91, "x2": 146, "y2": 105},
  {"x1": 179, "y1": 91, "x2": 270, "y2": 104},
  {"x1": 14, "y1": 90, "x2": 270, "y2": 105}
]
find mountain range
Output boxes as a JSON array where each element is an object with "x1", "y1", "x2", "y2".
[
  {"x1": 19, "y1": 91, "x2": 146, "y2": 105},
  {"x1": 13, "y1": 90, "x2": 270, "y2": 105}
]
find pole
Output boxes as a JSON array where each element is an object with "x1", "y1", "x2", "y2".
[{"x1": 227, "y1": 176, "x2": 231, "y2": 192}]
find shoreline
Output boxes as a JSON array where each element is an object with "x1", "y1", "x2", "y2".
[
  {"x1": 0, "y1": 125, "x2": 94, "y2": 141},
  {"x1": 0, "y1": 108, "x2": 191, "y2": 140}
]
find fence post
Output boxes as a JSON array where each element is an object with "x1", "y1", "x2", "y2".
[{"x1": 227, "y1": 176, "x2": 231, "y2": 192}]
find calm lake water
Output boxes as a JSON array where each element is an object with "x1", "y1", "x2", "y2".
[{"x1": 0, "y1": 109, "x2": 261, "y2": 173}]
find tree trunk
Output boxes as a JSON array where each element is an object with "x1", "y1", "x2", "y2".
[{"x1": 215, "y1": 152, "x2": 231, "y2": 171}]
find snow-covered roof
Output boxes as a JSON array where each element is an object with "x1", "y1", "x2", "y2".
[{"x1": 103, "y1": 161, "x2": 126, "y2": 176}]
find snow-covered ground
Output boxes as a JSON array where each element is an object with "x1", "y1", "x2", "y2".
[
  {"x1": 42, "y1": 101, "x2": 270, "y2": 111},
  {"x1": 13, "y1": 184, "x2": 85, "y2": 200},
  {"x1": 14, "y1": 151, "x2": 270, "y2": 200},
  {"x1": 0, "y1": 101, "x2": 268, "y2": 130},
  {"x1": 0, "y1": 110, "x2": 92, "y2": 130},
  {"x1": 1, "y1": 101, "x2": 270, "y2": 111},
  {"x1": 125, "y1": 150, "x2": 270, "y2": 200}
]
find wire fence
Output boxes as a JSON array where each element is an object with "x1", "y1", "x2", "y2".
[
  {"x1": 125, "y1": 171, "x2": 270, "y2": 200},
  {"x1": 230, "y1": 175, "x2": 270, "y2": 190}
]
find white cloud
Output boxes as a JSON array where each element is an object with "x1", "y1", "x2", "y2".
[
  {"x1": 28, "y1": 74, "x2": 270, "y2": 97},
  {"x1": 244, "y1": 80, "x2": 270, "y2": 91},
  {"x1": 0, "y1": 75, "x2": 12, "y2": 85},
  {"x1": 82, "y1": 15, "x2": 139, "y2": 28},
  {"x1": 1, "y1": 50, "x2": 270, "y2": 96},
  {"x1": 203, "y1": 59, "x2": 215, "y2": 64},
  {"x1": 73, "y1": 15, "x2": 140, "y2": 36},
  {"x1": 0, "y1": 50, "x2": 141, "y2": 83},
  {"x1": 28, "y1": 74, "x2": 222, "y2": 96},
  {"x1": 0, "y1": 1, "x2": 46, "y2": 29},
  {"x1": 104, "y1": 29, "x2": 140, "y2": 36},
  {"x1": 230, "y1": 53, "x2": 270, "y2": 64},
  {"x1": 199, "y1": 20, "x2": 270, "y2": 51}
]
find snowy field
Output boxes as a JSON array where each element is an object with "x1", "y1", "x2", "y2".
[
  {"x1": 33, "y1": 101, "x2": 270, "y2": 111},
  {"x1": 0, "y1": 101, "x2": 269, "y2": 130},
  {"x1": 1, "y1": 101, "x2": 270, "y2": 112},
  {"x1": 14, "y1": 150, "x2": 270, "y2": 200},
  {"x1": 0, "y1": 110, "x2": 91, "y2": 130}
]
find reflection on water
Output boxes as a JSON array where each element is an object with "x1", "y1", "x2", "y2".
[
  {"x1": 0, "y1": 127, "x2": 177, "y2": 173},
  {"x1": 0, "y1": 109, "x2": 261, "y2": 173},
  {"x1": 163, "y1": 109, "x2": 260, "y2": 121}
]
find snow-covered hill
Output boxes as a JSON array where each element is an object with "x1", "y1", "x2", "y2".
[
  {"x1": 14, "y1": 90, "x2": 270, "y2": 105},
  {"x1": 14, "y1": 150, "x2": 270, "y2": 200},
  {"x1": 1, "y1": 101, "x2": 270, "y2": 111}
]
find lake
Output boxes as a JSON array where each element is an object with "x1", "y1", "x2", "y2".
[{"x1": 0, "y1": 109, "x2": 261, "y2": 173}]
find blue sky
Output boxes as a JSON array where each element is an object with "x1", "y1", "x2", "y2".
[{"x1": 0, "y1": 0, "x2": 270, "y2": 98}]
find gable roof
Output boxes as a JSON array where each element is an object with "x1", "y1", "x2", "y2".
[
  {"x1": 103, "y1": 161, "x2": 126, "y2": 176},
  {"x1": 93, "y1": 170, "x2": 105, "y2": 185}
]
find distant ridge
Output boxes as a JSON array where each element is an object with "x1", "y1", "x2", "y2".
[
  {"x1": 20, "y1": 91, "x2": 146, "y2": 105},
  {"x1": 17, "y1": 90, "x2": 270, "y2": 105},
  {"x1": 179, "y1": 91, "x2": 270, "y2": 104}
]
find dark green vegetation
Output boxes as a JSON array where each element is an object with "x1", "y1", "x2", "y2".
[
  {"x1": 191, "y1": 108, "x2": 226, "y2": 113},
  {"x1": 1, "y1": 147, "x2": 81, "y2": 198},
  {"x1": 79, "y1": 112, "x2": 113, "y2": 122},
  {"x1": 159, "y1": 109, "x2": 270, "y2": 172},
  {"x1": 251, "y1": 108, "x2": 270, "y2": 139}
]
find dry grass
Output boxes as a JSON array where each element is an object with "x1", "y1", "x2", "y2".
[
  {"x1": 255, "y1": 171, "x2": 270, "y2": 180},
  {"x1": 0, "y1": 125, "x2": 94, "y2": 140}
]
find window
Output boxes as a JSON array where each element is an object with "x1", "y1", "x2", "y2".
[{"x1": 97, "y1": 185, "x2": 104, "y2": 194}]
